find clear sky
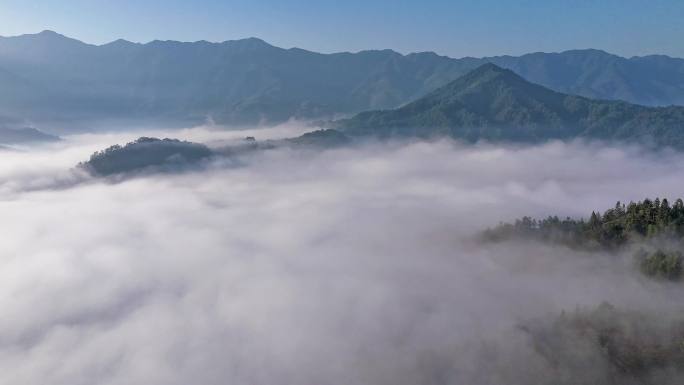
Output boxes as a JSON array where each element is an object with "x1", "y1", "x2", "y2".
[{"x1": 0, "y1": 0, "x2": 682, "y2": 58}]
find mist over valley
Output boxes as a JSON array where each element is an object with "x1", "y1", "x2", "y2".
[{"x1": 2, "y1": 5, "x2": 684, "y2": 382}]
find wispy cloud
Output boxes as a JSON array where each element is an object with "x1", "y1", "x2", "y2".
[{"x1": 1, "y1": 129, "x2": 683, "y2": 384}]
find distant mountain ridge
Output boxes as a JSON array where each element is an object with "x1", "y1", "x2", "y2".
[
  {"x1": 0, "y1": 115, "x2": 60, "y2": 144},
  {"x1": 0, "y1": 126, "x2": 59, "y2": 144},
  {"x1": 336, "y1": 64, "x2": 684, "y2": 147},
  {"x1": 1, "y1": 31, "x2": 683, "y2": 129}
]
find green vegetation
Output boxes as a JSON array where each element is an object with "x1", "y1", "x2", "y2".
[
  {"x1": 82, "y1": 137, "x2": 213, "y2": 176},
  {"x1": 286, "y1": 129, "x2": 351, "y2": 148},
  {"x1": 484, "y1": 198, "x2": 684, "y2": 248},
  {"x1": 338, "y1": 64, "x2": 684, "y2": 148},
  {"x1": 483, "y1": 198, "x2": 684, "y2": 281},
  {"x1": 637, "y1": 249, "x2": 683, "y2": 280}
]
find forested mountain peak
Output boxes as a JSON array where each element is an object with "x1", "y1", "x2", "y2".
[{"x1": 337, "y1": 64, "x2": 684, "y2": 147}]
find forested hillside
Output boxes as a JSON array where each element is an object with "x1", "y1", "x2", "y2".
[
  {"x1": 484, "y1": 197, "x2": 684, "y2": 280},
  {"x1": 1, "y1": 31, "x2": 683, "y2": 129},
  {"x1": 337, "y1": 64, "x2": 684, "y2": 148}
]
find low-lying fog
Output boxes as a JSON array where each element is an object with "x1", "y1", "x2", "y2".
[{"x1": 1, "y1": 124, "x2": 683, "y2": 384}]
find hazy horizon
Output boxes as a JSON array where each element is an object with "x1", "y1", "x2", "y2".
[
  {"x1": 4, "y1": 29, "x2": 684, "y2": 61},
  {"x1": 1, "y1": 0, "x2": 683, "y2": 58}
]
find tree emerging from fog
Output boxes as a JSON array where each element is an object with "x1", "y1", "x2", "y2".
[
  {"x1": 81, "y1": 137, "x2": 213, "y2": 176},
  {"x1": 484, "y1": 198, "x2": 684, "y2": 280}
]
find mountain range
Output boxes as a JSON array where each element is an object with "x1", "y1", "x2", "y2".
[
  {"x1": 1, "y1": 31, "x2": 684, "y2": 131},
  {"x1": 80, "y1": 61, "x2": 684, "y2": 177},
  {"x1": 81, "y1": 64, "x2": 684, "y2": 177},
  {"x1": 336, "y1": 64, "x2": 684, "y2": 147}
]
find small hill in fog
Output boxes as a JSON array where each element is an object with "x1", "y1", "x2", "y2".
[
  {"x1": 0, "y1": 126, "x2": 59, "y2": 144},
  {"x1": 81, "y1": 137, "x2": 213, "y2": 176}
]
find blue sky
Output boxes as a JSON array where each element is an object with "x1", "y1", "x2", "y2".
[{"x1": 0, "y1": 0, "x2": 682, "y2": 58}]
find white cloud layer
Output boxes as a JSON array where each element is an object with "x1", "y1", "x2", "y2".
[{"x1": 1, "y1": 130, "x2": 683, "y2": 384}]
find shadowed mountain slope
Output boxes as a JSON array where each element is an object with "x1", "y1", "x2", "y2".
[
  {"x1": 1, "y1": 32, "x2": 683, "y2": 129},
  {"x1": 337, "y1": 64, "x2": 684, "y2": 147}
]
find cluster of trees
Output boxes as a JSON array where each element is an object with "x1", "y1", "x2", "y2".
[
  {"x1": 287, "y1": 129, "x2": 351, "y2": 148},
  {"x1": 82, "y1": 137, "x2": 213, "y2": 176},
  {"x1": 521, "y1": 302, "x2": 684, "y2": 381},
  {"x1": 483, "y1": 198, "x2": 684, "y2": 280},
  {"x1": 637, "y1": 249, "x2": 683, "y2": 281},
  {"x1": 484, "y1": 198, "x2": 684, "y2": 248}
]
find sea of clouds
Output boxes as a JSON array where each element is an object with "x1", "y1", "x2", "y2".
[{"x1": 1, "y1": 125, "x2": 683, "y2": 384}]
